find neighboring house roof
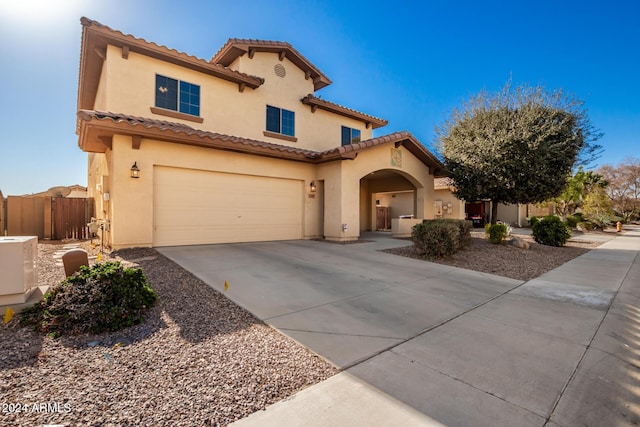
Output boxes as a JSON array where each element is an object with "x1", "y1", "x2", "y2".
[
  {"x1": 76, "y1": 110, "x2": 446, "y2": 175},
  {"x1": 78, "y1": 18, "x2": 265, "y2": 111},
  {"x1": 301, "y1": 95, "x2": 388, "y2": 129},
  {"x1": 212, "y1": 39, "x2": 332, "y2": 91},
  {"x1": 21, "y1": 185, "x2": 88, "y2": 198},
  {"x1": 434, "y1": 177, "x2": 455, "y2": 190}
]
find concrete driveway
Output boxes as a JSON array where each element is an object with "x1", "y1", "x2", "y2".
[
  {"x1": 158, "y1": 233, "x2": 522, "y2": 369},
  {"x1": 158, "y1": 229, "x2": 640, "y2": 427}
]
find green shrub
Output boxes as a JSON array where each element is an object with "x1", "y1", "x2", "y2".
[
  {"x1": 413, "y1": 219, "x2": 472, "y2": 258},
  {"x1": 439, "y1": 219, "x2": 473, "y2": 249},
  {"x1": 529, "y1": 216, "x2": 541, "y2": 227},
  {"x1": 485, "y1": 223, "x2": 508, "y2": 244},
  {"x1": 531, "y1": 215, "x2": 571, "y2": 247},
  {"x1": 21, "y1": 261, "x2": 157, "y2": 336},
  {"x1": 573, "y1": 212, "x2": 584, "y2": 221},
  {"x1": 436, "y1": 218, "x2": 473, "y2": 248},
  {"x1": 586, "y1": 214, "x2": 623, "y2": 229},
  {"x1": 576, "y1": 221, "x2": 593, "y2": 231},
  {"x1": 565, "y1": 215, "x2": 580, "y2": 228}
]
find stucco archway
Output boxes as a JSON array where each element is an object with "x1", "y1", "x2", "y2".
[{"x1": 359, "y1": 169, "x2": 423, "y2": 232}]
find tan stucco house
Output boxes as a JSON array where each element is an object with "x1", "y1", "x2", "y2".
[{"x1": 76, "y1": 18, "x2": 446, "y2": 249}]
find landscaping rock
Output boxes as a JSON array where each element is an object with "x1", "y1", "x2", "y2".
[
  {"x1": 1, "y1": 240, "x2": 337, "y2": 427},
  {"x1": 385, "y1": 231, "x2": 602, "y2": 281},
  {"x1": 510, "y1": 237, "x2": 530, "y2": 250}
]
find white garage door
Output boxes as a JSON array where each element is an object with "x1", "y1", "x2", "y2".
[{"x1": 153, "y1": 166, "x2": 303, "y2": 246}]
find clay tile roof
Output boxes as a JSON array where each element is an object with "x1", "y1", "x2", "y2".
[
  {"x1": 301, "y1": 95, "x2": 388, "y2": 129},
  {"x1": 211, "y1": 38, "x2": 332, "y2": 91},
  {"x1": 78, "y1": 18, "x2": 264, "y2": 111},
  {"x1": 77, "y1": 110, "x2": 444, "y2": 175},
  {"x1": 77, "y1": 110, "x2": 320, "y2": 161},
  {"x1": 318, "y1": 131, "x2": 446, "y2": 176}
]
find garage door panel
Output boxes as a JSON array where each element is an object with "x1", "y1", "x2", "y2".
[{"x1": 153, "y1": 166, "x2": 303, "y2": 246}]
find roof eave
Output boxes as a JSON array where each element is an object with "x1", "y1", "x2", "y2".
[
  {"x1": 301, "y1": 95, "x2": 388, "y2": 129},
  {"x1": 78, "y1": 18, "x2": 264, "y2": 111},
  {"x1": 212, "y1": 39, "x2": 332, "y2": 91},
  {"x1": 318, "y1": 131, "x2": 446, "y2": 175},
  {"x1": 76, "y1": 111, "x2": 318, "y2": 163}
]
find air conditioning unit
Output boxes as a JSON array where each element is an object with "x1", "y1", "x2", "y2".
[{"x1": 0, "y1": 236, "x2": 37, "y2": 305}]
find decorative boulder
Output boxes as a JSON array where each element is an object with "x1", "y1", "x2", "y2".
[{"x1": 510, "y1": 237, "x2": 530, "y2": 250}]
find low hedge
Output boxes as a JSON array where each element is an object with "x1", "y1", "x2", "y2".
[
  {"x1": 485, "y1": 223, "x2": 508, "y2": 244},
  {"x1": 412, "y1": 219, "x2": 472, "y2": 258},
  {"x1": 532, "y1": 215, "x2": 571, "y2": 247}
]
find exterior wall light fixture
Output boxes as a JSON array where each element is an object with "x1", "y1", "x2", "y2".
[
  {"x1": 130, "y1": 162, "x2": 140, "y2": 178},
  {"x1": 310, "y1": 181, "x2": 317, "y2": 192}
]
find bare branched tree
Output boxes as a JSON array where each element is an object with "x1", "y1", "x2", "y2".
[{"x1": 598, "y1": 157, "x2": 640, "y2": 221}]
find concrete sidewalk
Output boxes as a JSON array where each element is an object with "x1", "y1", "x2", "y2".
[{"x1": 160, "y1": 227, "x2": 640, "y2": 427}]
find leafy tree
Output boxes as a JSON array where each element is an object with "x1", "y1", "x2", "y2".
[
  {"x1": 582, "y1": 186, "x2": 615, "y2": 228},
  {"x1": 598, "y1": 157, "x2": 640, "y2": 221},
  {"x1": 553, "y1": 167, "x2": 607, "y2": 217},
  {"x1": 437, "y1": 81, "x2": 602, "y2": 223}
]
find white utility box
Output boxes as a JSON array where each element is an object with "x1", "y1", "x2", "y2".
[{"x1": 0, "y1": 236, "x2": 38, "y2": 305}]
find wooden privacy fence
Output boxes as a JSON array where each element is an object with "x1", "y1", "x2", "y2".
[
  {"x1": 52, "y1": 198, "x2": 95, "y2": 240},
  {"x1": 2, "y1": 196, "x2": 94, "y2": 240}
]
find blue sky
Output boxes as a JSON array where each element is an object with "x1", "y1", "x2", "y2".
[{"x1": 0, "y1": 0, "x2": 638, "y2": 195}]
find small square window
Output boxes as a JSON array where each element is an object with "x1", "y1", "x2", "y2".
[
  {"x1": 266, "y1": 105, "x2": 295, "y2": 137},
  {"x1": 341, "y1": 126, "x2": 361, "y2": 145},
  {"x1": 155, "y1": 74, "x2": 200, "y2": 117}
]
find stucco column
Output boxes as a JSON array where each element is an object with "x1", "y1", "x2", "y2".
[
  {"x1": 110, "y1": 134, "x2": 154, "y2": 248},
  {"x1": 321, "y1": 165, "x2": 359, "y2": 242},
  {"x1": 415, "y1": 187, "x2": 426, "y2": 219},
  {"x1": 338, "y1": 178, "x2": 360, "y2": 241}
]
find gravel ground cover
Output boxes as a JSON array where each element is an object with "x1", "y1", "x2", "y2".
[
  {"x1": 1, "y1": 242, "x2": 337, "y2": 427},
  {"x1": 383, "y1": 231, "x2": 608, "y2": 281},
  {"x1": 1, "y1": 230, "x2": 613, "y2": 425}
]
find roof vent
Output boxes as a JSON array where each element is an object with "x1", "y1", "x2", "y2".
[{"x1": 274, "y1": 64, "x2": 286, "y2": 78}]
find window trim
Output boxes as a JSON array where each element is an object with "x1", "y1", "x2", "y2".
[
  {"x1": 154, "y1": 74, "x2": 201, "y2": 118},
  {"x1": 150, "y1": 107, "x2": 204, "y2": 123},
  {"x1": 263, "y1": 130, "x2": 298, "y2": 143}
]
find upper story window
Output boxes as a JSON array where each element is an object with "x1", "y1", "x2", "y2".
[
  {"x1": 341, "y1": 126, "x2": 361, "y2": 145},
  {"x1": 266, "y1": 105, "x2": 295, "y2": 137},
  {"x1": 155, "y1": 74, "x2": 200, "y2": 117}
]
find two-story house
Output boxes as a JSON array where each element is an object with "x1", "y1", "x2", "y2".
[{"x1": 76, "y1": 18, "x2": 446, "y2": 249}]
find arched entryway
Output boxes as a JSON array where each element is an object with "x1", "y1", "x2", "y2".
[{"x1": 359, "y1": 169, "x2": 422, "y2": 232}]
